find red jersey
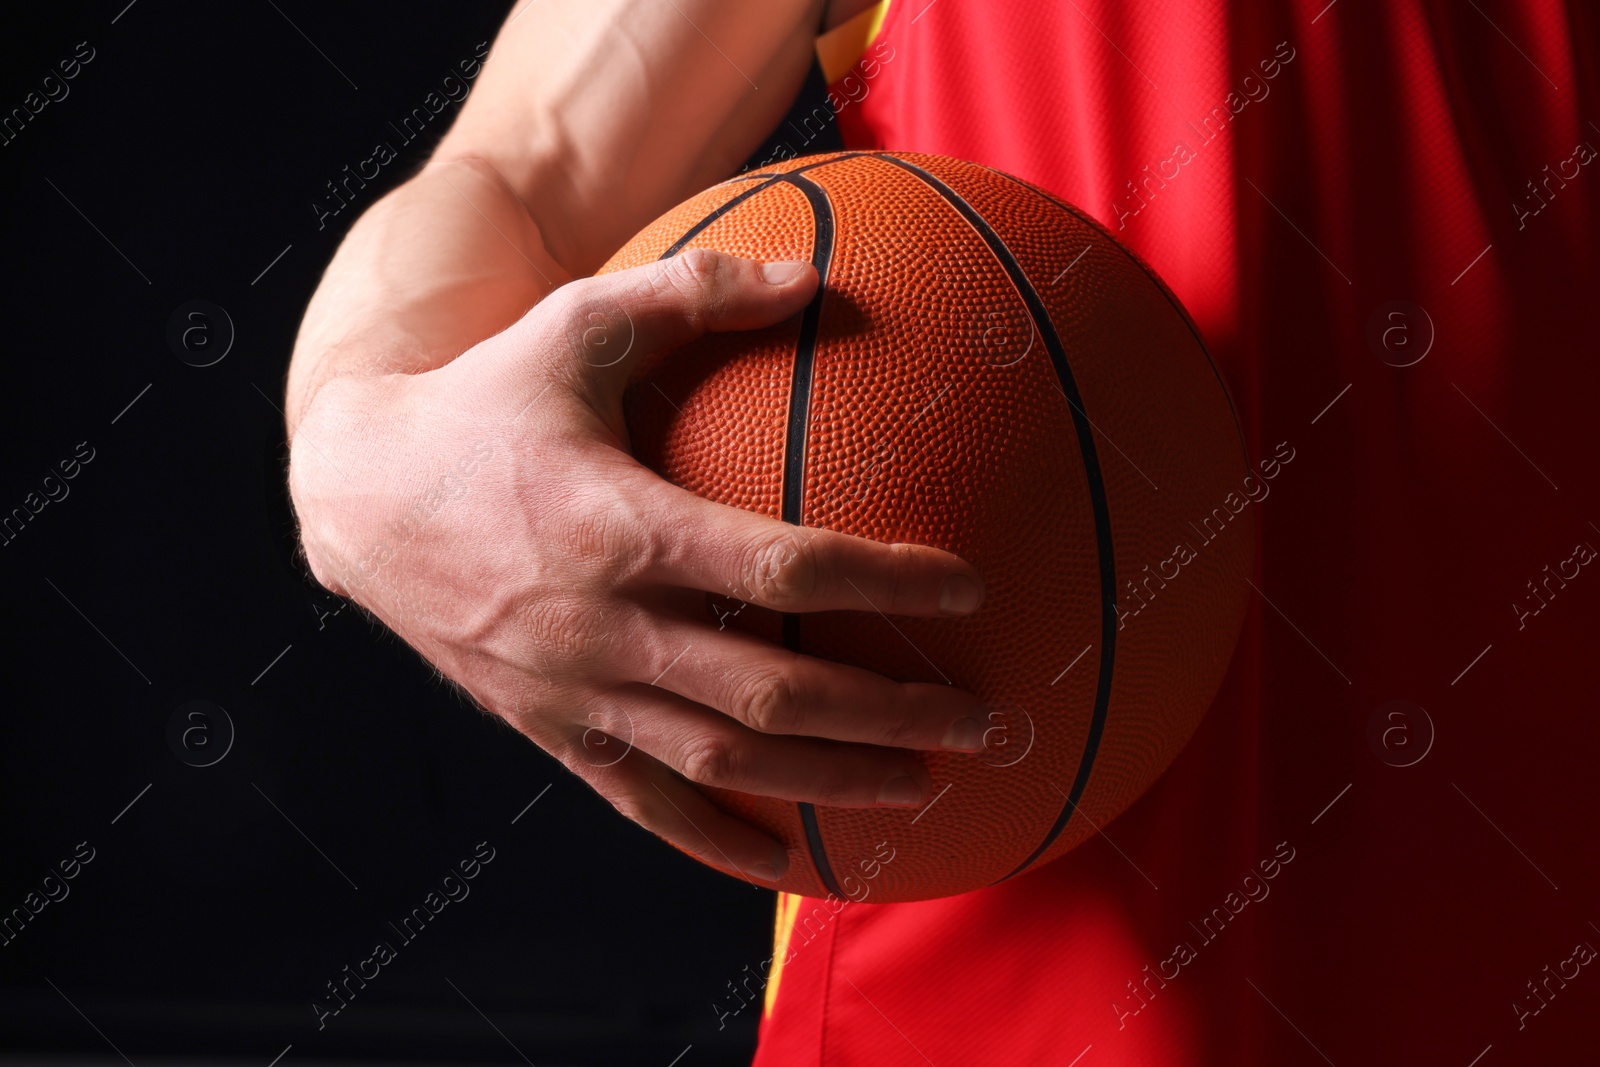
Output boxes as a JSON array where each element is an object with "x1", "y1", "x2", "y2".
[{"x1": 754, "y1": 1, "x2": 1600, "y2": 1063}]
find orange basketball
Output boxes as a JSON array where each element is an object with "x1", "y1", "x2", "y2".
[{"x1": 601, "y1": 151, "x2": 1253, "y2": 902}]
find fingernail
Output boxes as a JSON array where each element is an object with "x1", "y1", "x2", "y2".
[
  {"x1": 877, "y1": 775, "x2": 924, "y2": 807},
  {"x1": 939, "y1": 573, "x2": 984, "y2": 615},
  {"x1": 942, "y1": 716, "x2": 986, "y2": 752},
  {"x1": 761, "y1": 260, "x2": 807, "y2": 285},
  {"x1": 747, "y1": 843, "x2": 789, "y2": 883}
]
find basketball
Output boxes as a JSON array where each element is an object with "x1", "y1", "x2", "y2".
[{"x1": 601, "y1": 151, "x2": 1253, "y2": 903}]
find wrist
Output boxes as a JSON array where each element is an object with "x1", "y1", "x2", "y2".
[{"x1": 288, "y1": 371, "x2": 416, "y2": 595}]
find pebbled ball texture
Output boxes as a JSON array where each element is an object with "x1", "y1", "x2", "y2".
[{"x1": 600, "y1": 152, "x2": 1253, "y2": 902}]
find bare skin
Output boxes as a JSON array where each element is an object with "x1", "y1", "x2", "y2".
[{"x1": 286, "y1": 0, "x2": 982, "y2": 884}]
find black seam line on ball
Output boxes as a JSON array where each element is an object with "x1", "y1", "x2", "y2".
[
  {"x1": 654, "y1": 158, "x2": 858, "y2": 897},
  {"x1": 662, "y1": 178, "x2": 786, "y2": 259},
  {"x1": 874, "y1": 155, "x2": 1120, "y2": 882},
  {"x1": 662, "y1": 154, "x2": 868, "y2": 258},
  {"x1": 735, "y1": 151, "x2": 870, "y2": 184},
  {"x1": 780, "y1": 171, "x2": 845, "y2": 901},
  {"x1": 988, "y1": 168, "x2": 1249, "y2": 470}
]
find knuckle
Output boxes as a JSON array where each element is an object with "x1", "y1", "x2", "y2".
[
  {"x1": 632, "y1": 518, "x2": 673, "y2": 580},
  {"x1": 745, "y1": 535, "x2": 816, "y2": 606},
  {"x1": 564, "y1": 503, "x2": 636, "y2": 567},
  {"x1": 578, "y1": 701, "x2": 630, "y2": 742},
  {"x1": 884, "y1": 543, "x2": 920, "y2": 608},
  {"x1": 679, "y1": 734, "x2": 742, "y2": 787},
  {"x1": 521, "y1": 597, "x2": 605, "y2": 668},
  {"x1": 493, "y1": 677, "x2": 555, "y2": 730},
  {"x1": 535, "y1": 282, "x2": 625, "y2": 368},
  {"x1": 877, "y1": 694, "x2": 926, "y2": 749},
  {"x1": 810, "y1": 769, "x2": 865, "y2": 808},
  {"x1": 654, "y1": 249, "x2": 725, "y2": 320},
  {"x1": 553, "y1": 484, "x2": 658, "y2": 585},
  {"x1": 739, "y1": 667, "x2": 801, "y2": 734},
  {"x1": 663, "y1": 247, "x2": 724, "y2": 292},
  {"x1": 535, "y1": 282, "x2": 589, "y2": 333}
]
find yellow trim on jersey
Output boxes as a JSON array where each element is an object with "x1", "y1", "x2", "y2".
[
  {"x1": 774, "y1": 8, "x2": 891, "y2": 1010},
  {"x1": 763, "y1": 891, "x2": 805, "y2": 1018},
  {"x1": 816, "y1": 1, "x2": 892, "y2": 84}
]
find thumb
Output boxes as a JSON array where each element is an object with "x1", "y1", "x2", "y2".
[{"x1": 538, "y1": 248, "x2": 817, "y2": 386}]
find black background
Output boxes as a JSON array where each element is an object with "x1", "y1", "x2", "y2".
[{"x1": 0, "y1": 2, "x2": 835, "y2": 1062}]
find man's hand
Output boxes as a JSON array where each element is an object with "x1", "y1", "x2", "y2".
[
  {"x1": 289, "y1": 249, "x2": 987, "y2": 883},
  {"x1": 283, "y1": 0, "x2": 982, "y2": 885}
]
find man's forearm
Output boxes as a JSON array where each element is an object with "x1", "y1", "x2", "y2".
[
  {"x1": 289, "y1": 0, "x2": 832, "y2": 438},
  {"x1": 285, "y1": 157, "x2": 569, "y2": 433},
  {"x1": 285, "y1": 0, "x2": 821, "y2": 434}
]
